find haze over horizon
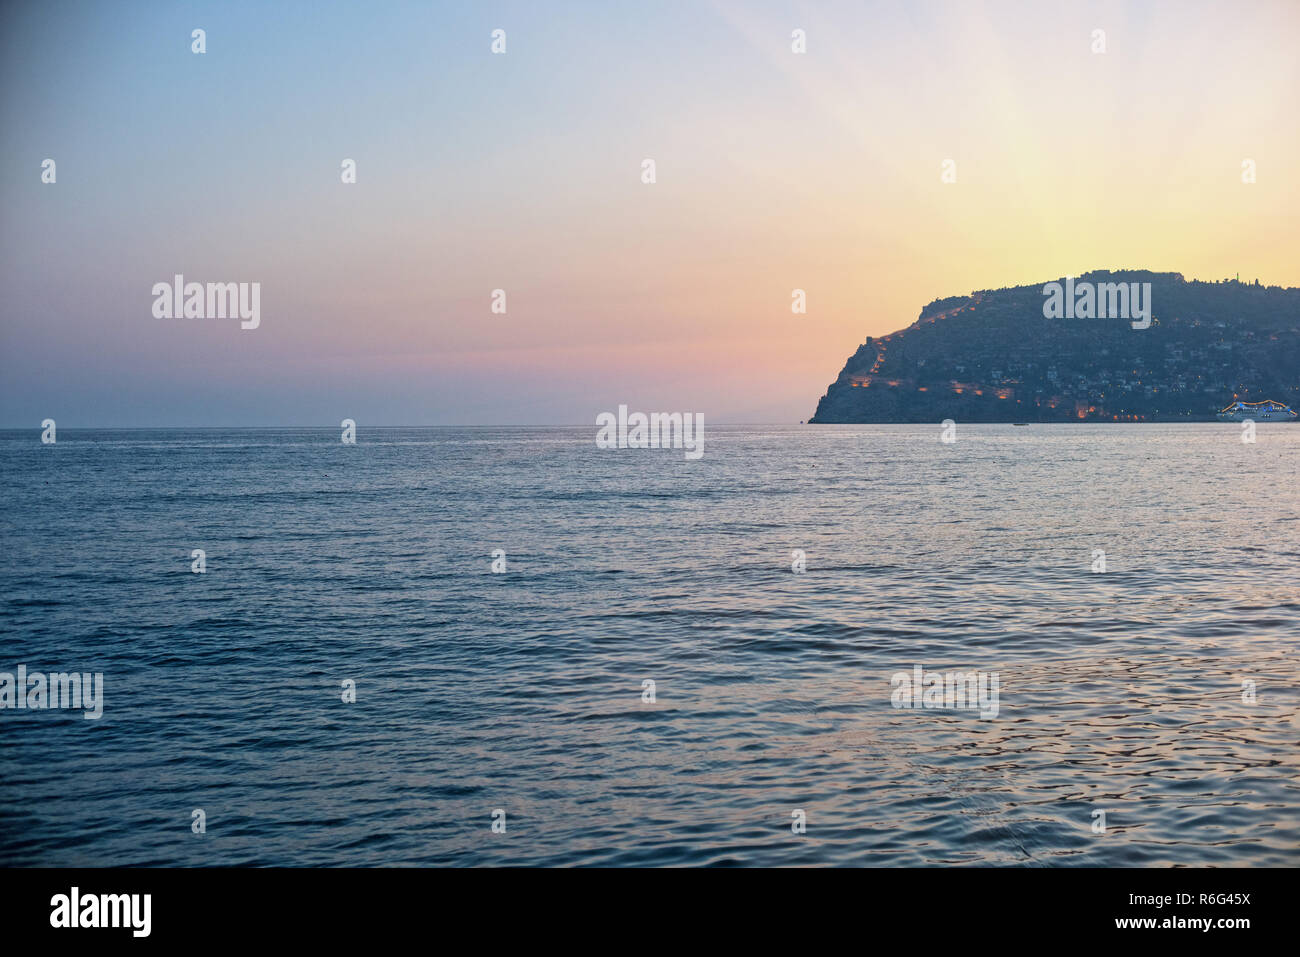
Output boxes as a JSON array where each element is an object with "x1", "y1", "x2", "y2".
[{"x1": 2, "y1": 0, "x2": 1297, "y2": 427}]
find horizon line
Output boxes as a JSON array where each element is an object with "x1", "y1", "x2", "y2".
[{"x1": 0, "y1": 420, "x2": 1262, "y2": 431}]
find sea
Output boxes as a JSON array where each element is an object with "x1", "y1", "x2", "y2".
[{"x1": 1, "y1": 424, "x2": 1297, "y2": 866}]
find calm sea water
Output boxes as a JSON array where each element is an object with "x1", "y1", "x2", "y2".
[{"x1": 1, "y1": 424, "x2": 1297, "y2": 866}]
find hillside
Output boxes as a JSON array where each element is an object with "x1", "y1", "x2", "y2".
[{"x1": 809, "y1": 270, "x2": 1300, "y2": 422}]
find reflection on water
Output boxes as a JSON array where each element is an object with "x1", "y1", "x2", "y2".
[{"x1": 0, "y1": 424, "x2": 1296, "y2": 865}]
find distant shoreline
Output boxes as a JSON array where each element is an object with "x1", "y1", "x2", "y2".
[{"x1": 2, "y1": 420, "x2": 1294, "y2": 431}]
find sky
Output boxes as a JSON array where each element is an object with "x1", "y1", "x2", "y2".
[{"x1": 1, "y1": 0, "x2": 1297, "y2": 426}]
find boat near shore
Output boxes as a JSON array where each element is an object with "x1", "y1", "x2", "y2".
[{"x1": 1216, "y1": 400, "x2": 1297, "y2": 421}]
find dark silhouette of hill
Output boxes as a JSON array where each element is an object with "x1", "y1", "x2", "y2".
[{"x1": 810, "y1": 270, "x2": 1300, "y2": 423}]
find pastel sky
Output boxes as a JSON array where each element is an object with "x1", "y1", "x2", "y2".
[{"x1": 1, "y1": 0, "x2": 1297, "y2": 426}]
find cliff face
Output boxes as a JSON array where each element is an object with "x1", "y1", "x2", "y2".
[{"x1": 810, "y1": 270, "x2": 1300, "y2": 423}]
